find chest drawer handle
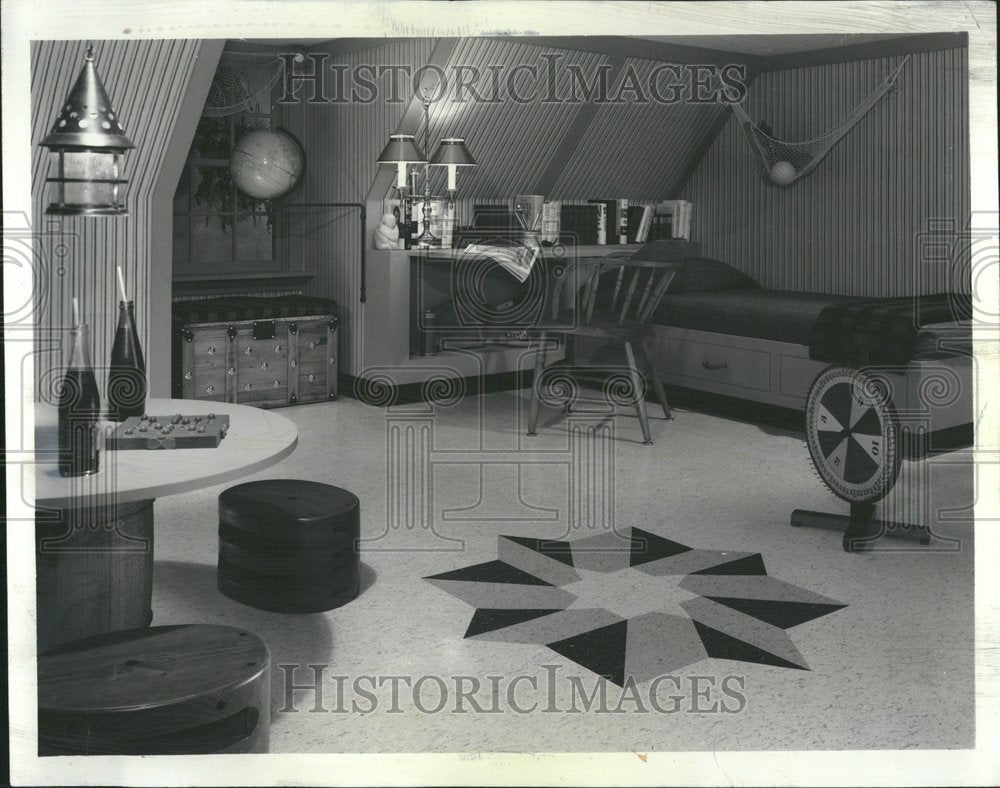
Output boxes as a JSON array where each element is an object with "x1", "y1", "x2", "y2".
[
  {"x1": 206, "y1": 385, "x2": 215, "y2": 393},
  {"x1": 261, "y1": 361, "x2": 269, "y2": 369},
  {"x1": 702, "y1": 359, "x2": 728, "y2": 371},
  {"x1": 207, "y1": 346, "x2": 216, "y2": 355},
  {"x1": 184, "y1": 371, "x2": 192, "y2": 380},
  {"x1": 244, "y1": 346, "x2": 253, "y2": 355},
  {"x1": 290, "y1": 359, "x2": 297, "y2": 368}
]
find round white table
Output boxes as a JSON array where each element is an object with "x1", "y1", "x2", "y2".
[{"x1": 35, "y1": 398, "x2": 297, "y2": 651}]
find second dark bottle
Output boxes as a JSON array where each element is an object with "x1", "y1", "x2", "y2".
[{"x1": 107, "y1": 299, "x2": 147, "y2": 421}]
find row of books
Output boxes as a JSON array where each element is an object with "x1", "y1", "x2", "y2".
[
  {"x1": 388, "y1": 197, "x2": 695, "y2": 251},
  {"x1": 538, "y1": 199, "x2": 693, "y2": 245}
]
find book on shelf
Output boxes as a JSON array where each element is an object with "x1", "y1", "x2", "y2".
[
  {"x1": 653, "y1": 200, "x2": 692, "y2": 240},
  {"x1": 616, "y1": 199, "x2": 629, "y2": 244},
  {"x1": 626, "y1": 203, "x2": 656, "y2": 243},
  {"x1": 589, "y1": 199, "x2": 631, "y2": 245},
  {"x1": 559, "y1": 203, "x2": 600, "y2": 245},
  {"x1": 595, "y1": 202, "x2": 607, "y2": 245},
  {"x1": 541, "y1": 200, "x2": 561, "y2": 243}
]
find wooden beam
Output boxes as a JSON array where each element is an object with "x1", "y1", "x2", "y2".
[
  {"x1": 532, "y1": 53, "x2": 627, "y2": 196},
  {"x1": 151, "y1": 40, "x2": 225, "y2": 396},
  {"x1": 483, "y1": 35, "x2": 762, "y2": 70},
  {"x1": 666, "y1": 65, "x2": 759, "y2": 201},
  {"x1": 761, "y1": 32, "x2": 968, "y2": 71}
]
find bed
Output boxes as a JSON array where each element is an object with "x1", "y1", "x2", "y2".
[
  {"x1": 629, "y1": 252, "x2": 972, "y2": 432},
  {"x1": 571, "y1": 246, "x2": 973, "y2": 518}
]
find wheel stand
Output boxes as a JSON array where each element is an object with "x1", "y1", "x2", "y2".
[{"x1": 790, "y1": 503, "x2": 932, "y2": 553}]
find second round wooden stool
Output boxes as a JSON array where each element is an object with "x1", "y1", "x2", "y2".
[{"x1": 217, "y1": 479, "x2": 361, "y2": 613}]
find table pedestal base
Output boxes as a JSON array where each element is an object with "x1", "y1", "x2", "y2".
[{"x1": 36, "y1": 499, "x2": 154, "y2": 653}]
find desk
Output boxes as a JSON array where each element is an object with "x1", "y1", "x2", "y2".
[
  {"x1": 34, "y1": 398, "x2": 297, "y2": 651},
  {"x1": 360, "y1": 244, "x2": 701, "y2": 389}
]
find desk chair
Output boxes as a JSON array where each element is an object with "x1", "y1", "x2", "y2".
[{"x1": 527, "y1": 253, "x2": 678, "y2": 445}]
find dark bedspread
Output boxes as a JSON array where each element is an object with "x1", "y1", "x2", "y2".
[
  {"x1": 651, "y1": 289, "x2": 972, "y2": 363},
  {"x1": 654, "y1": 290, "x2": 866, "y2": 345},
  {"x1": 808, "y1": 293, "x2": 973, "y2": 366}
]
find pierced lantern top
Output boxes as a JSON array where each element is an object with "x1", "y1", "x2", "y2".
[{"x1": 40, "y1": 49, "x2": 134, "y2": 151}]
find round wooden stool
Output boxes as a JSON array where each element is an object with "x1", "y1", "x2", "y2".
[
  {"x1": 217, "y1": 479, "x2": 360, "y2": 613},
  {"x1": 38, "y1": 624, "x2": 270, "y2": 755}
]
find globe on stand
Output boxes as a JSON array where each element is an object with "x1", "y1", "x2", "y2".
[{"x1": 229, "y1": 128, "x2": 305, "y2": 199}]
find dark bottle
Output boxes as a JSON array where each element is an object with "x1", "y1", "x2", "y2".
[
  {"x1": 107, "y1": 300, "x2": 147, "y2": 421},
  {"x1": 58, "y1": 324, "x2": 101, "y2": 477}
]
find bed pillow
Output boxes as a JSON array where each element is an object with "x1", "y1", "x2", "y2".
[{"x1": 634, "y1": 243, "x2": 759, "y2": 293}]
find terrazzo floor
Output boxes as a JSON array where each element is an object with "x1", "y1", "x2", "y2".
[{"x1": 151, "y1": 390, "x2": 975, "y2": 753}]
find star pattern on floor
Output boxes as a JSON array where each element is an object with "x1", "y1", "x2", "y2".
[{"x1": 425, "y1": 528, "x2": 846, "y2": 686}]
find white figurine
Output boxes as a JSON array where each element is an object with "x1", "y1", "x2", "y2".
[{"x1": 374, "y1": 213, "x2": 400, "y2": 250}]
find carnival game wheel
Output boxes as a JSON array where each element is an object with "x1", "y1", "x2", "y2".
[{"x1": 804, "y1": 366, "x2": 902, "y2": 505}]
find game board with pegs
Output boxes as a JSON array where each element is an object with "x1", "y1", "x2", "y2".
[{"x1": 107, "y1": 413, "x2": 230, "y2": 451}]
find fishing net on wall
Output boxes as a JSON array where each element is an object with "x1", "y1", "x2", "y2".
[
  {"x1": 734, "y1": 55, "x2": 910, "y2": 186},
  {"x1": 202, "y1": 51, "x2": 287, "y2": 117}
]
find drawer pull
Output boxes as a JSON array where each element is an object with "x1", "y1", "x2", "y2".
[
  {"x1": 702, "y1": 359, "x2": 728, "y2": 371},
  {"x1": 227, "y1": 367, "x2": 235, "y2": 376},
  {"x1": 308, "y1": 374, "x2": 316, "y2": 382},
  {"x1": 244, "y1": 346, "x2": 253, "y2": 355},
  {"x1": 207, "y1": 346, "x2": 216, "y2": 355},
  {"x1": 261, "y1": 361, "x2": 269, "y2": 369},
  {"x1": 243, "y1": 383, "x2": 252, "y2": 391},
  {"x1": 184, "y1": 371, "x2": 192, "y2": 380},
  {"x1": 290, "y1": 359, "x2": 297, "y2": 368},
  {"x1": 206, "y1": 385, "x2": 215, "y2": 394},
  {"x1": 273, "y1": 380, "x2": 280, "y2": 388},
  {"x1": 274, "y1": 344, "x2": 282, "y2": 353}
]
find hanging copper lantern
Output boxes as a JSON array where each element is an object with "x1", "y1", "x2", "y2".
[{"x1": 39, "y1": 47, "x2": 134, "y2": 216}]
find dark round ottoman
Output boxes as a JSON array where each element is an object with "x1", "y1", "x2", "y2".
[
  {"x1": 217, "y1": 479, "x2": 360, "y2": 613},
  {"x1": 38, "y1": 624, "x2": 270, "y2": 755}
]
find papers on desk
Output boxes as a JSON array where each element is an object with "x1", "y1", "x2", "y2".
[{"x1": 462, "y1": 239, "x2": 540, "y2": 283}]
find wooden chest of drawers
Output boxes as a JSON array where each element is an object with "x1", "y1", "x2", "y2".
[{"x1": 173, "y1": 297, "x2": 339, "y2": 408}]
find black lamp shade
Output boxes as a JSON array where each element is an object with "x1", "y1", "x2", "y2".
[
  {"x1": 39, "y1": 49, "x2": 134, "y2": 216},
  {"x1": 377, "y1": 134, "x2": 426, "y2": 164},
  {"x1": 429, "y1": 138, "x2": 477, "y2": 167}
]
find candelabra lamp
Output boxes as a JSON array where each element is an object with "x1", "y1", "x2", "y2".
[
  {"x1": 39, "y1": 46, "x2": 135, "y2": 216},
  {"x1": 377, "y1": 95, "x2": 477, "y2": 249}
]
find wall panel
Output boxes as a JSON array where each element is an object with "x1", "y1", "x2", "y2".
[
  {"x1": 276, "y1": 38, "x2": 434, "y2": 375},
  {"x1": 679, "y1": 47, "x2": 969, "y2": 296},
  {"x1": 31, "y1": 39, "x2": 205, "y2": 399}
]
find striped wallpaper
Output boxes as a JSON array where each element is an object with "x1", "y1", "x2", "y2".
[
  {"x1": 279, "y1": 36, "x2": 743, "y2": 377},
  {"x1": 275, "y1": 38, "x2": 435, "y2": 376},
  {"x1": 678, "y1": 47, "x2": 969, "y2": 296},
  {"x1": 31, "y1": 39, "x2": 205, "y2": 400}
]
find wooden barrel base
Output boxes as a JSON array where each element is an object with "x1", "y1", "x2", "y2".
[
  {"x1": 39, "y1": 624, "x2": 270, "y2": 755},
  {"x1": 36, "y1": 499, "x2": 155, "y2": 653}
]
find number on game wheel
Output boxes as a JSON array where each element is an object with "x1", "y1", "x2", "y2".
[{"x1": 804, "y1": 366, "x2": 901, "y2": 504}]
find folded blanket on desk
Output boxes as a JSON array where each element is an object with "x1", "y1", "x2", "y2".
[{"x1": 809, "y1": 293, "x2": 972, "y2": 366}]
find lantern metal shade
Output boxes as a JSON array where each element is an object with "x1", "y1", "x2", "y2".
[
  {"x1": 376, "y1": 134, "x2": 426, "y2": 164},
  {"x1": 39, "y1": 50, "x2": 134, "y2": 216},
  {"x1": 428, "y1": 138, "x2": 477, "y2": 167}
]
